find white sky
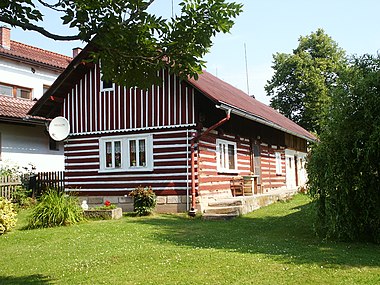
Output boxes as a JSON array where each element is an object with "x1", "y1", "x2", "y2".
[{"x1": 9, "y1": 0, "x2": 380, "y2": 105}]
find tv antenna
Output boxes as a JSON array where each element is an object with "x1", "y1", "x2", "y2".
[{"x1": 244, "y1": 43, "x2": 250, "y2": 95}]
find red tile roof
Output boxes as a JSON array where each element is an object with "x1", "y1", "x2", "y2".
[
  {"x1": 0, "y1": 40, "x2": 72, "y2": 70},
  {"x1": 188, "y1": 71, "x2": 316, "y2": 141},
  {"x1": 0, "y1": 95, "x2": 45, "y2": 123},
  {"x1": 27, "y1": 41, "x2": 315, "y2": 141}
]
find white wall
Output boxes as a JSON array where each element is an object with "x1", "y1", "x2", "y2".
[
  {"x1": 285, "y1": 149, "x2": 308, "y2": 189},
  {"x1": 0, "y1": 58, "x2": 60, "y2": 99},
  {"x1": 0, "y1": 122, "x2": 64, "y2": 172}
]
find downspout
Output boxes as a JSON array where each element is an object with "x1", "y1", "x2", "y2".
[{"x1": 188, "y1": 108, "x2": 231, "y2": 216}]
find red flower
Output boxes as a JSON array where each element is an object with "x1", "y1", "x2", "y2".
[{"x1": 104, "y1": 200, "x2": 111, "y2": 207}]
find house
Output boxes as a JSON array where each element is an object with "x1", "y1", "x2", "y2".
[
  {"x1": 0, "y1": 26, "x2": 72, "y2": 172},
  {"x1": 29, "y1": 42, "x2": 315, "y2": 213}
]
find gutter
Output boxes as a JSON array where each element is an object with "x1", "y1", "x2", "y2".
[
  {"x1": 218, "y1": 102, "x2": 316, "y2": 142},
  {"x1": 0, "y1": 116, "x2": 46, "y2": 126},
  {"x1": 0, "y1": 52, "x2": 67, "y2": 73},
  {"x1": 188, "y1": 108, "x2": 231, "y2": 217}
]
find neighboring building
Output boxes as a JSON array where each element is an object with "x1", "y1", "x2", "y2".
[
  {"x1": 0, "y1": 26, "x2": 72, "y2": 172},
  {"x1": 29, "y1": 43, "x2": 316, "y2": 212}
]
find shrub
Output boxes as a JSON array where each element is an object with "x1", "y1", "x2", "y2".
[
  {"x1": 28, "y1": 189, "x2": 83, "y2": 229},
  {"x1": 129, "y1": 186, "x2": 156, "y2": 216},
  {"x1": 13, "y1": 187, "x2": 36, "y2": 210},
  {"x1": 308, "y1": 55, "x2": 380, "y2": 243},
  {"x1": 0, "y1": 197, "x2": 17, "y2": 235}
]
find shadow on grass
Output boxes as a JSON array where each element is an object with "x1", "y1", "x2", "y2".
[
  {"x1": 0, "y1": 274, "x2": 52, "y2": 284},
  {"x1": 131, "y1": 198, "x2": 380, "y2": 268}
]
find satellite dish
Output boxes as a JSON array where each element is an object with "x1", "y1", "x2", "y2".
[{"x1": 48, "y1": 116, "x2": 70, "y2": 141}]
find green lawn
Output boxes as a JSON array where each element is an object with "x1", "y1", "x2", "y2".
[{"x1": 0, "y1": 194, "x2": 379, "y2": 285}]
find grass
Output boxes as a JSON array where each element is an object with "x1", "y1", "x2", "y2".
[{"x1": 0, "y1": 194, "x2": 379, "y2": 284}]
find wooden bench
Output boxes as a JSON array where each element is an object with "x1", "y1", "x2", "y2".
[{"x1": 230, "y1": 176, "x2": 244, "y2": 197}]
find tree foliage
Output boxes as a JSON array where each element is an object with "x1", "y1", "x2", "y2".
[
  {"x1": 307, "y1": 54, "x2": 380, "y2": 243},
  {"x1": 0, "y1": 0, "x2": 242, "y2": 87},
  {"x1": 265, "y1": 29, "x2": 346, "y2": 134}
]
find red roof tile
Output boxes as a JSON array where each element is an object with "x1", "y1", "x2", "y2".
[
  {"x1": 0, "y1": 41, "x2": 72, "y2": 70},
  {"x1": 188, "y1": 71, "x2": 316, "y2": 141},
  {"x1": 0, "y1": 95, "x2": 45, "y2": 122}
]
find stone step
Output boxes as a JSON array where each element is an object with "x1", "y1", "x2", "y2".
[
  {"x1": 207, "y1": 198, "x2": 244, "y2": 207},
  {"x1": 202, "y1": 213, "x2": 238, "y2": 220},
  {"x1": 204, "y1": 205, "x2": 242, "y2": 215}
]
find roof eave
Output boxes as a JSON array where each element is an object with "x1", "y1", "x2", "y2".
[
  {"x1": 217, "y1": 102, "x2": 316, "y2": 142},
  {"x1": 0, "y1": 116, "x2": 47, "y2": 126},
  {"x1": 0, "y1": 52, "x2": 67, "y2": 72},
  {"x1": 28, "y1": 43, "x2": 95, "y2": 118}
]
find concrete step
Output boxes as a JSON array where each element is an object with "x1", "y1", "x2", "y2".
[
  {"x1": 202, "y1": 213, "x2": 238, "y2": 220},
  {"x1": 207, "y1": 198, "x2": 244, "y2": 207},
  {"x1": 204, "y1": 205, "x2": 242, "y2": 215}
]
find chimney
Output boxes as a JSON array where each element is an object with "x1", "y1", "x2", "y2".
[
  {"x1": 0, "y1": 26, "x2": 10, "y2": 50},
  {"x1": 72, "y1": 47, "x2": 82, "y2": 58}
]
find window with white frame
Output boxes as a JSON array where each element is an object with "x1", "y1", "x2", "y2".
[
  {"x1": 216, "y1": 139, "x2": 237, "y2": 173},
  {"x1": 99, "y1": 66, "x2": 114, "y2": 92},
  {"x1": 275, "y1": 152, "x2": 282, "y2": 175},
  {"x1": 99, "y1": 134, "x2": 153, "y2": 172},
  {"x1": 100, "y1": 79, "x2": 113, "y2": 91}
]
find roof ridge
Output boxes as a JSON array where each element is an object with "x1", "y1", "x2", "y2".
[{"x1": 10, "y1": 40, "x2": 72, "y2": 60}]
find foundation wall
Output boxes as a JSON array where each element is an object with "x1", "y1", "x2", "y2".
[{"x1": 78, "y1": 195, "x2": 188, "y2": 213}]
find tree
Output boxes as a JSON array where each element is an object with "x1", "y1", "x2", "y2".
[
  {"x1": 307, "y1": 54, "x2": 380, "y2": 243},
  {"x1": 0, "y1": 0, "x2": 242, "y2": 88},
  {"x1": 265, "y1": 29, "x2": 346, "y2": 134}
]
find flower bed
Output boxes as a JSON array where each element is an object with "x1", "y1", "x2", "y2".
[{"x1": 83, "y1": 207, "x2": 122, "y2": 220}]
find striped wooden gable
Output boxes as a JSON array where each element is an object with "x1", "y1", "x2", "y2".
[{"x1": 63, "y1": 65, "x2": 196, "y2": 135}]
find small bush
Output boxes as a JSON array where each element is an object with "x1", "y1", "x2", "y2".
[
  {"x1": 129, "y1": 186, "x2": 156, "y2": 216},
  {"x1": 13, "y1": 187, "x2": 36, "y2": 210},
  {"x1": 28, "y1": 189, "x2": 83, "y2": 229},
  {"x1": 0, "y1": 197, "x2": 17, "y2": 235}
]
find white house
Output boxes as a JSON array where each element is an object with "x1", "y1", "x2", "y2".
[{"x1": 0, "y1": 26, "x2": 73, "y2": 172}]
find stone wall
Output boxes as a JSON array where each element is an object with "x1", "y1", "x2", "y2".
[{"x1": 78, "y1": 195, "x2": 188, "y2": 213}]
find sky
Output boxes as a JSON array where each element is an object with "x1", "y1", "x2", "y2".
[{"x1": 8, "y1": 0, "x2": 380, "y2": 105}]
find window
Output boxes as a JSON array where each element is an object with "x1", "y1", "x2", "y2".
[
  {"x1": 275, "y1": 152, "x2": 282, "y2": 175},
  {"x1": 0, "y1": 83, "x2": 32, "y2": 99},
  {"x1": 17, "y1": 88, "x2": 31, "y2": 99},
  {"x1": 0, "y1": 84, "x2": 13, "y2": 96},
  {"x1": 99, "y1": 134, "x2": 153, "y2": 172},
  {"x1": 49, "y1": 138, "x2": 59, "y2": 151},
  {"x1": 101, "y1": 79, "x2": 113, "y2": 91},
  {"x1": 105, "y1": 140, "x2": 122, "y2": 169},
  {"x1": 128, "y1": 138, "x2": 146, "y2": 168},
  {"x1": 43, "y1": 85, "x2": 50, "y2": 94},
  {"x1": 216, "y1": 139, "x2": 237, "y2": 173}
]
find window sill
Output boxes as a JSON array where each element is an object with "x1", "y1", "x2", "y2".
[
  {"x1": 126, "y1": 167, "x2": 153, "y2": 172},
  {"x1": 98, "y1": 168, "x2": 126, "y2": 174},
  {"x1": 98, "y1": 167, "x2": 153, "y2": 173},
  {"x1": 100, "y1": 88, "x2": 114, "y2": 92},
  {"x1": 217, "y1": 169, "x2": 239, "y2": 175}
]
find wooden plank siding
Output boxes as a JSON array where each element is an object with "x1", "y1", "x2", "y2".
[
  {"x1": 61, "y1": 63, "x2": 198, "y2": 196},
  {"x1": 260, "y1": 144, "x2": 286, "y2": 191},
  {"x1": 197, "y1": 132, "x2": 251, "y2": 196},
  {"x1": 60, "y1": 62, "x2": 293, "y2": 199},
  {"x1": 63, "y1": 65, "x2": 196, "y2": 135},
  {"x1": 64, "y1": 129, "x2": 197, "y2": 196}
]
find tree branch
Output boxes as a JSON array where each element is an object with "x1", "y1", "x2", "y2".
[
  {"x1": 0, "y1": 16, "x2": 84, "y2": 41},
  {"x1": 37, "y1": 0, "x2": 66, "y2": 12}
]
